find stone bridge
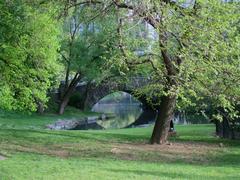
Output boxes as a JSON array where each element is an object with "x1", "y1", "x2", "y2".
[
  {"x1": 74, "y1": 76, "x2": 152, "y2": 110},
  {"x1": 56, "y1": 76, "x2": 180, "y2": 128}
]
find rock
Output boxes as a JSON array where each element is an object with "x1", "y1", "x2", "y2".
[
  {"x1": 46, "y1": 119, "x2": 81, "y2": 130},
  {"x1": 46, "y1": 115, "x2": 108, "y2": 130}
]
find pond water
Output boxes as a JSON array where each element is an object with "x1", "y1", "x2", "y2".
[
  {"x1": 91, "y1": 92, "x2": 209, "y2": 130},
  {"x1": 92, "y1": 103, "x2": 144, "y2": 129},
  {"x1": 91, "y1": 92, "x2": 156, "y2": 129}
]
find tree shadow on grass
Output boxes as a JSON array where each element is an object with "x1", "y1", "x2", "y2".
[
  {"x1": 1, "y1": 129, "x2": 240, "y2": 168},
  {"x1": 172, "y1": 136, "x2": 240, "y2": 147},
  {"x1": 210, "y1": 152, "x2": 240, "y2": 167},
  {"x1": 0, "y1": 128, "x2": 148, "y2": 144}
]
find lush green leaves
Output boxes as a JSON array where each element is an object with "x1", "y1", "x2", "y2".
[
  {"x1": 102, "y1": 0, "x2": 240, "y2": 118},
  {"x1": 0, "y1": 0, "x2": 61, "y2": 111}
]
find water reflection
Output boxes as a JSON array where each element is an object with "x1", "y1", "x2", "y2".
[
  {"x1": 91, "y1": 92, "x2": 209, "y2": 130},
  {"x1": 93, "y1": 103, "x2": 142, "y2": 129},
  {"x1": 92, "y1": 92, "x2": 143, "y2": 129}
]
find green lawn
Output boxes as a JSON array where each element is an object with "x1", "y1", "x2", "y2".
[
  {"x1": 0, "y1": 108, "x2": 97, "y2": 130},
  {"x1": 0, "y1": 111, "x2": 240, "y2": 180}
]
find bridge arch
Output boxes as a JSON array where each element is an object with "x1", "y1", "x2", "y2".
[
  {"x1": 65, "y1": 77, "x2": 160, "y2": 127},
  {"x1": 84, "y1": 84, "x2": 146, "y2": 109},
  {"x1": 92, "y1": 91, "x2": 141, "y2": 106},
  {"x1": 90, "y1": 90, "x2": 157, "y2": 128}
]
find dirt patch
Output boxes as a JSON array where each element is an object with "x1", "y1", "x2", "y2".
[
  {"x1": 19, "y1": 146, "x2": 70, "y2": 158},
  {"x1": 0, "y1": 155, "x2": 6, "y2": 160},
  {"x1": 110, "y1": 142, "x2": 221, "y2": 164},
  {"x1": 117, "y1": 142, "x2": 219, "y2": 153},
  {"x1": 0, "y1": 141, "x2": 223, "y2": 164},
  {"x1": 1, "y1": 144, "x2": 70, "y2": 158}
]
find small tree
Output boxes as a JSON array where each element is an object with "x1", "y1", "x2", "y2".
[{"x1": 58, "y1": 3, "x2": 118, "y2": 114}]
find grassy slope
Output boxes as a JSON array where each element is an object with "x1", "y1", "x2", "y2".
[
  {"x1": 0, "y1": 108, "x2": 97, "y2": 129},
  {"x1": 0, "y1": 111, "x2": 240, "y2": 180}
]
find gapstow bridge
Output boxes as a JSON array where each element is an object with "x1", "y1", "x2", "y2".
[
  {"x1": 54, "y1": 76, "x2": 184, "y2": 127},
  {"x1": 60, "y1": 76, "x2": 153, "y2": 110},
  {"x1": 54, "y1": 76, "x2": 159, "y2": 127}
]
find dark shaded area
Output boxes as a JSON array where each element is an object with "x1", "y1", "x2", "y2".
[
  {"x1": 215, "y1": 119, "x2": 240, "y2": 140},
  {"x1": 214, "y1": 108, "x2": 240, "y2": 140},
  {"x1": 126, "y1": 109, "x2": 156, "y2": 127},
  {"x1": 73, "y1": 122, "x2": 104, "y2": 130}
]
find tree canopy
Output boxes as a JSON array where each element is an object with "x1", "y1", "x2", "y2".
[
  {"x1": 0, "y1": 0, "x2": 61, "y2": 111},
  {"x1": 0, "y1": 0, "x2": 239, "y2": 143},
  {"x1": 85, "y1": 0, "x2": 240, "y2": 143}
]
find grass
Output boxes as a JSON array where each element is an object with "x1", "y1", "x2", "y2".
[
  {"x1": 0, "y1": 110, "x2": 240, "y2": 179},
  {"x1": 0, "y1": 107, "x2": 98, "y2": 130}
]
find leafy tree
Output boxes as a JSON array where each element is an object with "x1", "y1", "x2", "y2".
[
  {"x1": 58, "y1": 3, "x2": 118, "y2": 114},
  {"x1": 113, "y1": 0, "x2": 240, "y2": 144},
  {"x1": 59, "y1": 0, "x2": 240, "y2": 143},
  {"x1": 0, "y1": 0, "x2": 61, "y2": 112},
  {"x1": 69, "y1": 0, "x2": 239, "y2": 144}
]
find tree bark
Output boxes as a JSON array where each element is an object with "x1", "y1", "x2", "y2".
[
  {"x1": 58, "y1": 73, "x2": 82, "y2": 115},
  {"x1": 37, "y1": 102, "x2": 44, "y2": 114},
  {"x1": 222, "y1": 117, "x2": 230, "y2": 139},
  {"x1": 149, "y1": 38, "x2": 178, "y2": 144},
  {"x1": 149, "y1": 40, "x2": 178, "y2": 144},
  {"x1": 215, "y1": 120, "x2": 222, "y2": 137},
  {"x1": 58, "y1": 91, "x2": 72, "y2": 115},
  {"x1": 150, "y1": 95, "x2": 177, "y2": 144},
  {"x1": 64, "y1": 61, "x2": 70, "y2": 91}
]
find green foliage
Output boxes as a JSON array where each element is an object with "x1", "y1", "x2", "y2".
[
  {"x1": 176, "y1": 1, "x2": 240, "y2": 118},
  {"x1": 60, "y1": 5, "x2": 118, "y2": 82},
  {"x1": 105, "y1": 0, "x2": 240, "y2": 118},
  {"x1": 1, "y1": 0, "x2": 239, "y2": 118},
  {"x1": 0, "y1": 0, "x2": 61, "y2": 111}
]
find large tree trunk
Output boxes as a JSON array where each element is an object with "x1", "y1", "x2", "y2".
[
  {"x1": 215, "y1": 120, "x2": 223, "y2": 137},
  {"x1": 222, "y1": 117, "x2": 231, "y2": 139},
  {"x1": 149, "y1": 33, "x2": 179, "y2": 144},
  {"x1": 150, "y1": 95, "x2": 177, "y2": 144}
]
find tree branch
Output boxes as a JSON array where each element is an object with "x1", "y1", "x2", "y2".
[
  {"x1": 112, "y1": 0, "x2": 159, "y2": 28},
  {"x1": 58, "y1": 50, "x2": 69, "y2": 63}
]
